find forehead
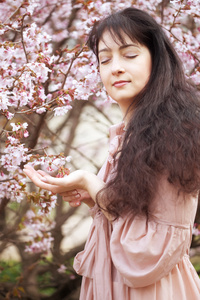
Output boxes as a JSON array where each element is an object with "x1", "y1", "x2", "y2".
[{"x1": 98, "y1": 30, "x2": 138, "y2": 51}]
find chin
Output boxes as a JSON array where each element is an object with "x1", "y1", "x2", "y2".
[{"x1": 114, "y1": 97, "x2": 135, "y2": 105}]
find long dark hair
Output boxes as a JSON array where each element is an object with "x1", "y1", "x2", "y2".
[{"x1": 88, "y1": 7, "x2": 200, "y2": 218}]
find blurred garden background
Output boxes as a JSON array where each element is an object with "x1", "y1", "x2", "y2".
[{"x1": 0, "y1": 0, "x2": 200, "y2": 299}]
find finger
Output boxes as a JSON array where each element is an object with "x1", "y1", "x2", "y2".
[
  {"x1": 69, "y1": 201, "x2": 81, "y2": 207},
  {"x1": 24, "y1": 166, "x2": 62, "y2": 191},
  {"x1": 36, "y1": 170, "x2": 48, "y2": 181},
  {"x1": 25, "y1": 168, "x2": 62, "y2": 187},
  {"x1": 40, "y1": 173, "x2": 66, "y2": 185},
  {"x1": 23, "y1": 166, "x2": 68, "y2": 194},
  {"x1": 38, "y1": 170, "x2": 49, "y2": 176},
  {"x1": 62, "y1": 193, "x2": 81, "y2": 202},
  {"x1": 23, "y1": 168, "x2": 57, "y2": 191},
  {"x1": 36, "y1": 170, "x2": 52, "y2": 182},
  {"x1": 23, "y1": 165, "x2": 44, "y2": 180},
  {"x1": 59, "y1": 190, "x2": 78, "y2": 196},
  {"x1": 23, "y1": 164, "x2": 34, "y2": 173}
]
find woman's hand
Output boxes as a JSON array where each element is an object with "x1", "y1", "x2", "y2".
[
  {"x1": 23, "y1": 165, "x2": 105, "y2": 207},
  {"x1": 24, "y1": 165, "x2": 88, "y2": 192},
  {"x1": 60, "y1": 189, "x2": 95, "y2": 208}
]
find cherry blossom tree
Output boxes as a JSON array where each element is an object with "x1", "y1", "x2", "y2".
[{"x1": 0, "y1": 0, "x2": 199, "y2": 299}]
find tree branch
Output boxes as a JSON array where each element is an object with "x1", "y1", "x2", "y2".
[{"x1": 21, "y1": 14, "x2": 29, "y2": 63}]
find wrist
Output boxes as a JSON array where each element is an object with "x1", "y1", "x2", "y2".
[
  {"x1": 83, "y1": 198, "x2": 95, "y2": 208},
  {"x1": 81, "y1": 170, "x2": 90, "y2": 190}
]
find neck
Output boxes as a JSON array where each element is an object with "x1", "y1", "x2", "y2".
[{"x1": 119, "y1": 105, "x2": 134, "y2": 128}]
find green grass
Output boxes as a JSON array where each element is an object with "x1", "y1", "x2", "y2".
[
  {"x1": 0, "y1": 260, "x2": 21, "y2": 283},
  {"x1": 37, "y1": 269, "x2": 57, "y2": 296},
  {"x1": 191, "y1": 256, "x2": 200, "y2": 276}
]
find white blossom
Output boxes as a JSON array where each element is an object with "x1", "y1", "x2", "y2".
[{"x1": 53, "y1": 105, "x2": 72, "y2": 116}]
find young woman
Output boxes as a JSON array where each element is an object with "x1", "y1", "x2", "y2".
[{"x1": 24, "y1": 7, "x2": 200, "y2": 300}]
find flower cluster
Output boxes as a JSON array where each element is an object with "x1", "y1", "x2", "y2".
[{"x1": 23, "y1": 209, "x2": 55, "y2": 254}]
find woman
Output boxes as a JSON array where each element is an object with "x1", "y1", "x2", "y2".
[{"x1": 24, "y1": 7, "x2": 200, "y2": 300}]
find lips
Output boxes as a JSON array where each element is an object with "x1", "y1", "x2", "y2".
[{"x1": 113, "y1": 80, "x2": 130, "y2": 87}]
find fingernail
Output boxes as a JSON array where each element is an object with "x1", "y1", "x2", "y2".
[{"x1": 75, "y1": 193, "x2": 81, "y2": 198}]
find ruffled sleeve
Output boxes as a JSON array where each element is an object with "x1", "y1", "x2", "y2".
[{"x1": 110, "y1": 213, "x2": 191, "y2": 288}]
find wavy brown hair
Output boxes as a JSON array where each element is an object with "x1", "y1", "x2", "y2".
[{"x1": 88, "y1": 7, "x2": 200, "y2": 218}]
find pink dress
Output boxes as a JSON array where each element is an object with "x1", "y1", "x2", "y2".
[{"x1": 73, "y1": 123, "x2": 200, "y2": 300}]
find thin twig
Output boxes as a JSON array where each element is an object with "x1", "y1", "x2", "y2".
[
  {"x1": 169, "y1": 0, "x2": 184, "y2": 31},
  {"x1": 21, "y1": 14, "x2": 29, "y2": 63},
  {"x1": 15, "y1": 46, "x2": 86, "y2": 115},
  {"x1": 26, "y1": 146, "x2": 49, "y2": 155},
  {"x1": 41, "y1": 4, "x2": 57, "y2": 26},
  {"x1": 3, "y1": 3, "x2": 23, "y2": 24},
  {"x1": 0, "y1": 119, "x2": 9, "y2": 138},
  {"x1": 87, "y1": 100, "x2": 114, "y2": 125},
  {"x1": 61, "y1": 46, "x2": 86, "y2": 89},
  {"x1": 43, "y1": 121, "x2": 100, "y2": 169},
  {"x1": 168, "y1": 29, "x2": 200, "y2": 64}
]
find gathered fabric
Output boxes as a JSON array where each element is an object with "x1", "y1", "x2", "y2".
[{"x1": 73, "y1": 123, "x2": 200, "y2": 300}]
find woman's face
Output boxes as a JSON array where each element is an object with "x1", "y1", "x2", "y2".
[{"x1": 98, "y1": 30, "x2": 152, "y2": 114}]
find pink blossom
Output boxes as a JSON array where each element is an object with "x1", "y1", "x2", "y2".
[
  {"x1": 11, "y1": 122, "x2": 28, "y2": 131},
  {"x1": 190, "y1": 72, "x2": 200, "y2": 85},
  {"x1": 6, "y1": 111, "x2": 14, "y2": 120},
  {"x1": 7, "y1": 136, "x2": 19, "y2": 145},
  {"x1": 36, "y1": 107, "x2": 47, "y2": 114},
  {"x1": 1, "y1": 144, "x2": 30, "y2": 172},
  {"x1": 25, "y1": 234, "x2": 54, "y2": 253},
  {"x1": 23, "y1": 209, "x2": 55, "y2": 253},
  {"x1": 24, "y1": 130, "x2": 29, "y2": 138},
  {"x1": 53, "y1": 105, "x2": 72, "y2": 116},
  {"x1": 66, "y1": 156, "x2": 72, "y2": 163},
  {"x1": 0, "y1": 91, "x2": 11, "y2": 110},
  {"x1": 57, "y1": 265, "x2": 67, "y2": 274},
  {"x1": 26, "y1": 62, "x2": 51, "y2": 83},
  {"x1": 192, "y1": 224, "x2": 200, "y2": 236},
  {"x1": 10, "y1": 123, "x2": 21, "y2": 131}
]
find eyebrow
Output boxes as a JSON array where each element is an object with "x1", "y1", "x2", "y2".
[{"x1": 98, "y1": 44, "x2": 139, "y2": 54}]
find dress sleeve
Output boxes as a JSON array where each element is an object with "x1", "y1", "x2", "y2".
[{"x1": 110, "y1": 213, "x2": 191, "y2": 288}]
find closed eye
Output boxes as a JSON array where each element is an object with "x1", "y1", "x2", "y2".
[
  {"x1": 125, "y1": 55, "x2": 138, "y2": 59},
  {"x1": 100, "y1": 59, "x2": 111, "y2": 65}
]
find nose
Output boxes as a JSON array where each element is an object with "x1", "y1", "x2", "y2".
[{"x1": 111, "y1": 58, "x2": 125, "y2": 75}]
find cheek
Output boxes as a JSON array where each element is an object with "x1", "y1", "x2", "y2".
[
  {"x1": 144, "y1": 63, "x2": 151, "y2": 77},
  {"x1": 147, "y1": 62, "x2": 152, "y2": 76},
  {"x1": 100, "y1": 70, "x2": 108, "y2": 86}
]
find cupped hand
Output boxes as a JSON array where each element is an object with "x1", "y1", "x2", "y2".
[
  {"x1": 24, "y1": 165, "x2": 109, "y2": 219},
  {"x1": 23, "y1": 165, "x2": 100, "y2": 208},
  {"x1": 23, "y1": 165, "x2": 88, "y2": 194}
]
